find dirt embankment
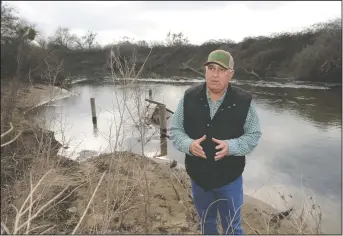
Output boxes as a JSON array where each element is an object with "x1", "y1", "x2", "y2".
[{"x1": 1, "y1": 84, "x2": 311, "y2": 234}]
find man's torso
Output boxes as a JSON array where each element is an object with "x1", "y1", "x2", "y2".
[{"x1": 183, "y1": 82, "x2": 252, "y2": 190}]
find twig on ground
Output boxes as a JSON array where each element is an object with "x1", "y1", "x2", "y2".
[{"x1": 72, "y1": 171, "x2": 106, "y2": 234}]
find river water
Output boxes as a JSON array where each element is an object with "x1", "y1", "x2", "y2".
[{"x1": 30, "y1": 78, "x2": 341, "y2": 234}]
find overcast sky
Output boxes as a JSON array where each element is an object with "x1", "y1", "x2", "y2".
[{"x1": 8, "y1": 1, "x2": 341, "y2": 45}]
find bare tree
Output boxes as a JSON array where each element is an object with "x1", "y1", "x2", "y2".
[
  {"x1": 1, "y1": 2, "x2": 18, "y2": 43},
  {"x1": 83, "y1": 30, "x2": 97, "y2": 51},
  {"x1": 48, "y1": 27, "x2": 77, "y2": 50},
  {"x1": 34, "y1": 37, "x2": 47, "y2": 49},
  {"x1": 166, "y1": 31, "x2": 189, "y2": 46},
  {"x1": 105, "y1": 45, "x2": 155, "y2": 233},
  {"x1": 137, "y1": 40, "x2": 149, "y2": 47},
  {"x1": 72, "y1": 30, "x2": 98, "y2": 51},
  {"x1": 41, "y1": 55, "x2": 64, "y2": 86}
]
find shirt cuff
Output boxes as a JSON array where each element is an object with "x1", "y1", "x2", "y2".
[
  {"x1": 183, "y1": 138, "x2": 194, "y2": 156},
  {"x1": 226, "y1": 139, "x2": 239, "y2": 156}
]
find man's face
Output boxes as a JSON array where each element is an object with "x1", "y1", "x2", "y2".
[{"x1": 205, "y1": 63, "x2": 234, "y2": 93}]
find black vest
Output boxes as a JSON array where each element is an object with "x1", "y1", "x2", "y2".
[{"x1": 183, "y1": 82, "x2": 252, "y2": 191}]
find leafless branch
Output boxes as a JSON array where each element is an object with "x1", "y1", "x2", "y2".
[
  {"x1": 242, "y1": 67, "x2": 262, "y2": 80},
  {"x1": 1, "y1": 122, "x2": 22, "y2": 147},
  {"x1": 1, "y1": 122, "x2": 14, "y2": 139},
  {"x1": 181, "y1": 63, "x2": 204, "y2": 78},
  {"x1": 72, "y1": 171, "x2": 106, "y2": 234}
]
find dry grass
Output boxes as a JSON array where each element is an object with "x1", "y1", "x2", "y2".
[
  {"x1": 1, "y1": 102, "x2": 196, "y2": 234},
  {"x1": 193, "y1": 186, "x2": 323, "y2": 235},
  {"x1": 241, "y1": 191, "x2": 323, "y2": 235}
]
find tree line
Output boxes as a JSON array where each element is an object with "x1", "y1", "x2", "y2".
[{"x1": 1, "y1": 2, "x2": 341, "y2": 84}]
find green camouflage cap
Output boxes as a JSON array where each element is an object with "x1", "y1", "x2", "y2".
[{"x1": 204, "y1": 50, "x2": 234, "y2": 70}]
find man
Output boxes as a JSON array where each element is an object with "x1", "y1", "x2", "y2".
[{"x1": 170, "y1": 49, "x2": 262, "y2": 235}]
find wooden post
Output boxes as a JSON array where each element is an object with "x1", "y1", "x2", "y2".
[
  {"x1": 159, "y1": 104, "x2": 167, "y2": 138},
  {"x1": 149, "y1": 89, "x2": 152, "y2": 100},
  {"x1": 90, "y1": 98, "x2": 97, "y2": 125},
  {"x1": 160, "y1": 136, "x2": 167, "y2": 156},
  {"x1": 159, "y1": 103, "x2": 167, "y2": 156}
]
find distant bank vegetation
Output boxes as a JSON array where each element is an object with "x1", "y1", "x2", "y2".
[{"x1": 1, "y1": 2, "x2": 341, "y2": 85}]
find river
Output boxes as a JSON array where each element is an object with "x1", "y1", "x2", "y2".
[{"x1": 30, "y1": 78, "x2": 342, "y2": 234}]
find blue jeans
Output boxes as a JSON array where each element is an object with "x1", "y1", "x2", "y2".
[{"x1": 191, "y1": 176, "x2": 244, "y2": 235}]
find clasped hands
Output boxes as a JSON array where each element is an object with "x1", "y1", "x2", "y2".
[{"x1": 189, "y1": 135, "x2": 228, "y2": 161}]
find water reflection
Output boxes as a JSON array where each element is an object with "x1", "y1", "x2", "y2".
[
  {"x1": 93, "y1": 123, "x2": 99, "y2": 137},
  {"x1": 239, "y1": 85, "x2": 342, "y2": 128}
]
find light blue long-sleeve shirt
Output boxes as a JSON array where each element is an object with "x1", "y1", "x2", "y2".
[{"x1": 169, "y1": 86, "x2": 262, "y2": 157}]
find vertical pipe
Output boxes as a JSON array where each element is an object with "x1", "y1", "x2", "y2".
[
  {"x1": 149, "y1": 89, "x2": 152, "y2": 100},
  {"x1": 159, "y1": 104, "x2": 167, "y2": 156},
  {"x1": 90, "y1": 98, "x2": 97, "y2": 125},
  {"x1": 160, "y1": 136, "x2": 168, "y2": 156},
  {"x1": 159, "y1": 104, "x2": 167, "y2": 138}
]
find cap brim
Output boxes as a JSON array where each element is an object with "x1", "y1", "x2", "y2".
[{"x1": 204, "y1": 61, "x2": 229, "y2": 69}]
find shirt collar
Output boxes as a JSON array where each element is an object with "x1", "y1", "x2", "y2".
[{"x1": 206, "y1": 88, "x2": 227, "y2": 104}]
